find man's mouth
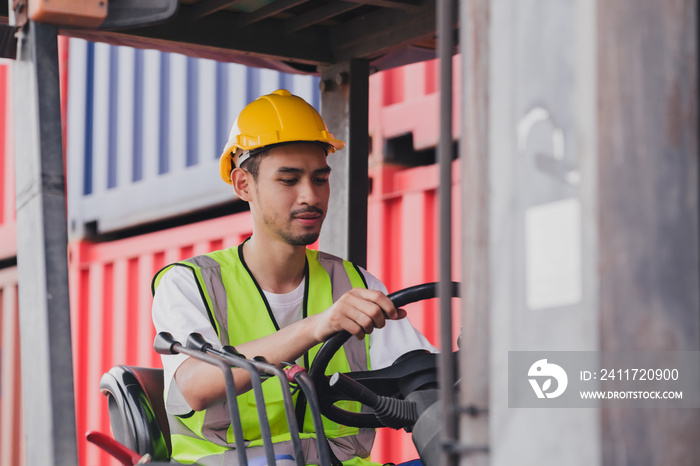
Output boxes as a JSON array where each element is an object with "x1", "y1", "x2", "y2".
[
  {"x1": 291, "y1": 208, "x2": 324, "y2": 227},
  {"x1": 291, "y1": 207, "x2": 323, "y2": 219}
]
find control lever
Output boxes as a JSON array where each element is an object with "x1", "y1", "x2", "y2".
[
  {"x1": 329, "y1": 372, "x2": 418, "y2": 430},
  {"x1": 86, "y1": 431, "x2": 150, "y2": 465},
  {"x1": 329, "y1": 372, "x2": 380, "y2": 407}
]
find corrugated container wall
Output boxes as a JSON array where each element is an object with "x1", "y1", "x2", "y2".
[
  {"x1": 69, "y1": 215, "x2": 255, "y2": 465},
  {"x1": 0, "y1": 63, "x2": 15, "y2": 261},
  {"x1": 368, "y1": 55, "x2": 461, "y2": 167},
  {"x1": 367, "y1": 163, "x2": 462, "y2": 463},
  {"x1": 66, "y1": 38, "x2": 321, "y2": 239}
]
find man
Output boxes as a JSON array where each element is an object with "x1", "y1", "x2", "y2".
[{"x1": 152, "y1": 90, "x2": 435, "y2": 465}]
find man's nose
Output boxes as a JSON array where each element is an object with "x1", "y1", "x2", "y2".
[{"x1": 298, "y1": 179, "x2": 321, "y2": 205}]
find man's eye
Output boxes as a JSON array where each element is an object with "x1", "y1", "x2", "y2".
[
  {"x1": 280, "y1": 178, "x2": 297, "y2": 184},
  {"x1": 314, "y1": 178, "x2": 329, "y2": 184}
]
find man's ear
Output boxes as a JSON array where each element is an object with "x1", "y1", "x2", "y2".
[{"x1": 231, "y1": 167, "x2": 252, "y2": 201}]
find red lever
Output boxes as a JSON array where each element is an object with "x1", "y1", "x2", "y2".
[
  {"x1": 284, "y1": 363, "x2": 307, "y2": 383},
  {"x1": 86, "y1": 431, "x2": 149, "y2": 465}
]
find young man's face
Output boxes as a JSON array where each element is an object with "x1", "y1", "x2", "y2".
[{"x1": 248, "y1": 143, "x2": 331, "y2": 246}]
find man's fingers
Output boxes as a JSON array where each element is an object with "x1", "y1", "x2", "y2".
[
  {"x1": 322, "y1": 288, "x2": 407, "y2": 341},
  {"x1": 343, "y1": 306, "x2": 378, "y2": 335},
  {"x1": 355, "y1": 288, "x2": 402, "y2": 320},
  {"x1": 347, "y1": 321, "x2": 367, "y2": 340},
  {"x1": 396, "y1": 307, "x2": 407, "y2": 319},
  {"x1": 351, "y1": 298, "x2": 387, "y2": 329}
]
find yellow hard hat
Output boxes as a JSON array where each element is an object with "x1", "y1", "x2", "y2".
[{"x1": 219, "y1": 89, "x2": 345, "y2": 184}]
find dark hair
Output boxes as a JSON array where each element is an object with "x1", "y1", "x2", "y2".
[{"x1": 239, "y1": 150, "x2": 266, "y2": 181}]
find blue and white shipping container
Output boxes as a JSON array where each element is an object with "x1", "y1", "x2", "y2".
[{"x1": 66, "y1": 38, "x2": 320, "y2": 239}]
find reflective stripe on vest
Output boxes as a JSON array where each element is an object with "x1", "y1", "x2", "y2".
[{"x1": 153, "y1": 247, "x2": 377, "y2": 465}]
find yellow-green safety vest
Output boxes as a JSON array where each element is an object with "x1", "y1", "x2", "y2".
[{"x1": 152, "y1": 245, "x2": 381, "y2": 465}]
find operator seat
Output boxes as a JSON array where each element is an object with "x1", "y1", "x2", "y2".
[{"x1": 100, "y1": 365, "x2": 171, "y2": 461}]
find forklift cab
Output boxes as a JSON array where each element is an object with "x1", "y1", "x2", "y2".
[
  {"x1": 7, "y1": 1, "x2": 463, "y2": 465},
  {"x1": 9, "y1": 0, "x2": 699, "y2": 464}
]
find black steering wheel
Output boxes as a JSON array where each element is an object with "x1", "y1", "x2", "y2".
[{"x1": 303, "y1": 281, "x2": 460, "y2": 429}]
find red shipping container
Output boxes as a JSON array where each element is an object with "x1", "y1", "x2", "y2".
[
  {"x1": 367, "y1": 162, "x2": 462, "y2": 464},
  {"x1": 0, "y1": 64, "x2": 16, "y2": 262},
  {"x1": 368, "y1": 56, "x2": 461, "y2": 164},
  {"x1": 69, "y1": 213, "x2": 253, "y2": 465}
]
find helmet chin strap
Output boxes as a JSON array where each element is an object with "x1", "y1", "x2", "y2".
[
  {"x1": 234, "y1": 147, "x2": 263, "y2": 168},
  {"x1": 235, "y1": 149, "x2": 252, "y2": 167}
]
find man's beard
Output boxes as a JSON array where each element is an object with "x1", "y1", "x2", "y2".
[
  {"x1": 263, "y1": 205, "x2": 324, "y2": 246},
  {"x1": 283, "y1": 205, "x2": 324, "y2": 245},
  {"x1": 281, "y1": 230, "x2": 320, "y2": 246}
]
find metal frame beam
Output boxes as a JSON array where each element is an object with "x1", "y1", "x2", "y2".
[
  {"x1": 286, "y1": 2, "x2": 361, "y2": 33},
  {"x1": 58, "y1": 1, "x2": 436, "y2": 73},
  {"x1": 191, "y1": 0, "x2": 248, "y2": 20},
  {"x1": 65, "y1": 5, "x2": 334, "y2": 67},
  {"x1": 318, "y1": 60, "x2": 370, "y2": 267},
  {"x1": 598, "y1": 0, "x2": 699, "y2": 462},
  {"x1": 240, "y1": 0, "x2": 308, "y2": 26},
  {"x1": 11, "y1": 18, "x2": 78, "y2": 466},
  {"x1": 459, "y1": 0, "x2": 490, "y2": 464},
  {"x1": 437, "y1": 1, "x2": 457, "y2": 464},
  {"x1": 345, "y1": 0, "x2": 422, "y2": 10},
  {"x1": 331, "y1": 0, "x2": 436, "y2": 63}
]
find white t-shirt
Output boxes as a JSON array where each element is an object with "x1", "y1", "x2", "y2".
[{"x1": 152, "y1": 263, "x2": 437, "y2": 415}]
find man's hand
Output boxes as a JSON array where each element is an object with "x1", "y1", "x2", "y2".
[{"x1": 314, "y1": 288, "x2": 407, "y2": 342}]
